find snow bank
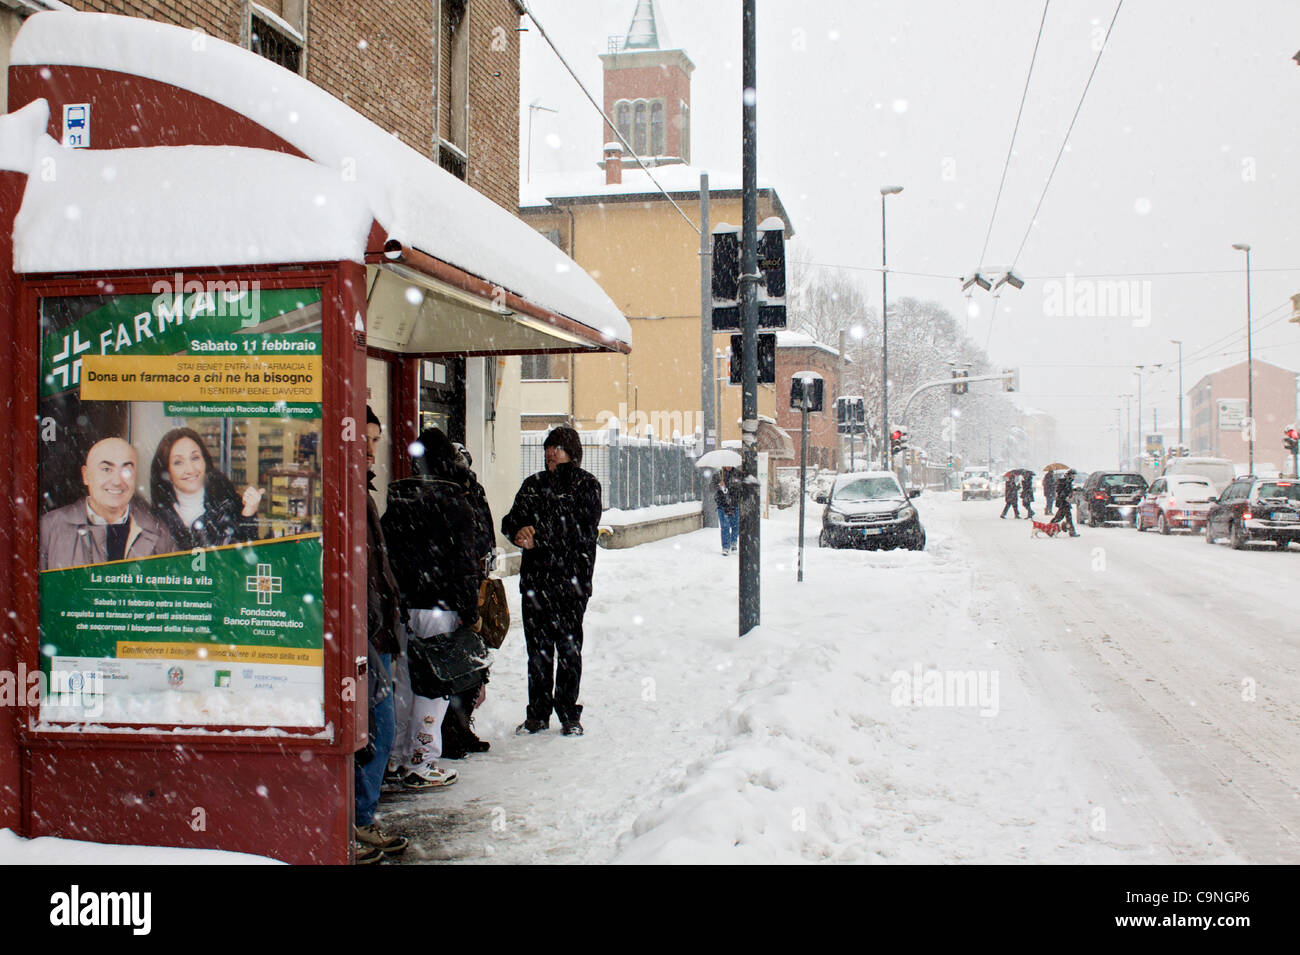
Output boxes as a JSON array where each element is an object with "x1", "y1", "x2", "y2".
[
  {"x1": 10, "y1": 12, "x2": 630, "y2": 345},
  {"x1": 0, "y1": 828, "x2": 280, "y2": 864}
]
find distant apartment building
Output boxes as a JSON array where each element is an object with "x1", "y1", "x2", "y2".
[{"x1": 1188, "y1": 358, "x2": 1298, "y2": 464}]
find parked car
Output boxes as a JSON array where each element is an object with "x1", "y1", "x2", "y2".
[
  {"x1": 1160, "y1": 456, "x2": 1235, "y2": 495},
  {"x1": 1136, "y1": 474, "x2": 1214, "y2": 534},
  {"x1": 1205, "y1": 477, "x2": 1300, "y2": 550},
  {"x1": 1076, "y1": 471, "x2": 1149, "y2": 527},
  {"x1": 819, "y1": 470, "x2": 925, "y2": 550},
  {"x1": 960, "y1": 468, "x2": 992, "y2": 501}
]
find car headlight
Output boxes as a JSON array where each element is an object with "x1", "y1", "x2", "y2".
[
  {"x1": 898, "y1": 505, "x2": 916, "y2": 521},
  {"x1": 825, "y1": 510, "x2": 846, "y2": 525}
]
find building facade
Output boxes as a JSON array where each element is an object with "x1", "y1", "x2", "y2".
[
  {"x1": 775, "y1": 332, "x2": 845, "y2": 471},
  {"x1": 1187, "y1": 358, "x2": 1298, "y2": 466},
  {"x1": 518, "y1": 0, "x2": 793, "y2": 446}
]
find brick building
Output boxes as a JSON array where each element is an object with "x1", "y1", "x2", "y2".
[
  {"x1": 3, "y1": 0, "x2": 523, "y2": 211},
  {"x1": 775, "y1": 331, "x2": 845, "y2": 470},
  {"x1": 1188, "y1": 358, "x2": 1298, "y2": 466}
]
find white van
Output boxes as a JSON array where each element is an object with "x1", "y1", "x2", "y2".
[{"x1": 1161, "y1": 457, "x2": 1235, "y2": 495}]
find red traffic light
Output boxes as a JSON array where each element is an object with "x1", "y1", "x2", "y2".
[
  {"x1": 1287, "y1": 428, "x2": 1299, "y2": 440},
  {"x1": 890, "y1": 430, "x2": 903, "y2": 441}
]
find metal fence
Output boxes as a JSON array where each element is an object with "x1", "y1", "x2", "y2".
[{"x1": 521, "y1": 425, "x2": 704, "y2": 510}]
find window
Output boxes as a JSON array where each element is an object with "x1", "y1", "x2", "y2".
[
  {"x1": 437, "y1": 0, "x2": 469, "y2": 175},
  {"x1": 521, "y1": 355, "x2": 566, "y2": 380},
  {"x1": 680, "y1": 102, "x2": 690, "y2": 162},
  {"x1": 249, "y1": 4, "x2": 304, "y2": 75},
  {"x1": 615, "y1": 102, "x2": 632, "y2": 147},
  {"x1": 650, "y1": 102, "x2": 664, "y2": 155},
  {"x1": 633, "y1": 102, "x2": 647, "y2": 155}
]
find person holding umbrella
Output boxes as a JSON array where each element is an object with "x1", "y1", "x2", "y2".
[
  {"x1": 1042, "y1": 467, "x2": 1057, "y2": 514},
  {"x1": 695, "y1": 449, "x2": 743, "y2": 555},
  {"x1": 1019, "y1": 472, "x2": 1036, "y2": 519},
  {"x1": 1000, "y1": 470, "x2": 1021, "y2": 519},
  {"x1": 1048, "y1": 466, "x2": 1079, "y2": 537}
]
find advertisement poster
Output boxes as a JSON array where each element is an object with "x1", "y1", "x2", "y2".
[
  {"x1": 36, "y1": 281, "x2": 325, "y2": 728},
  {"x1": 1218, "y1": 398, "x2": 1247, "y2": 432}
]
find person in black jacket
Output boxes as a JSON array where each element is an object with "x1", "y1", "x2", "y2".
[
  {"x1": 501, "y1": 426, "x2": 601, "y2": 737},
  {"x1": 1050, "y1": 468, "x2": 1079, "y2": 536},
  {"x1": 381, "y1": 427, "x2": 482, "y2": 789},
  {"x1": 354, "y1": 406, "x2": 408, "y2": 862},
  {"x1": 999, "y1": 473, "x2": 1020, "y2": 519},
  {"x1": 149, "y1": 428, "x2": 262, "y2": 549},
  {"x1": 714, "y1": 465, "x2": 741, "y2": 554},
  {"x1": 1019, "y1": 473, "x2": 1035, "y2": 519},
  {"x1": 1042, "y1": 468, "x2": 1057, "y2": 514}
]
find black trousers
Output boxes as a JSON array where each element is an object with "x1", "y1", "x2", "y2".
[
  {"x1": 522, "y1": 585, "x2": 588, "y2": 725},
  {"x1": 1051, "y1": 500, "x2": 1076, "y2": 534},
  {"x1": 1000, "y1": 499, "x2": 1020, "y2": 518}
]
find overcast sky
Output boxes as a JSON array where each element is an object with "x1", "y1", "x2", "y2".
[{"x1": 518, "y1": 0, "x2": 1300, "y2": 464}]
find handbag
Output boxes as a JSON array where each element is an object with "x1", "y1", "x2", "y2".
[
  {"x1": 478, "y1": 578, "x2": 510, "y2": 650},
  {"x1": 406, "y1": 625, "x2": 489, "y2": 699}
]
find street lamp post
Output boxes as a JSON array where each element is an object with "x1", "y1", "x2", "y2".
[
  {"x1": 880, "y1": 185, "x2": 903, "y2": 470},
  {"x1": 1232, "y1": 242, "x2": 1254, "y2": 474},
  {"x1": 1170, "y1": 339, "x2": 1184, "y2": 450},
  {"x1": 1135, "y1": 365, "x2": 1145, "y2": 469}
]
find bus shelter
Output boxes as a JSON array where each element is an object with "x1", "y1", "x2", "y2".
[{"x1": 0, "y1": 12, "x2": 629, "y2": 864}]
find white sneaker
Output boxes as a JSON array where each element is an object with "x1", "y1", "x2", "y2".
[{"x1": 402, "y1": 766, "x2": 458, "y2": 790}]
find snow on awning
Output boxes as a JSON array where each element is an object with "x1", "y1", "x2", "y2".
[
  {"x1": 3, "y1": 101, "x2": 374, "y2": 273},
  {"x1": 8, "y1": 11, "x2": 630, "y2": 349}
]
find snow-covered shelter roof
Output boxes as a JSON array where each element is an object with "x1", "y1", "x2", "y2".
[
  {"x1": 2, "y1": 102, "x2": 374, "y2": 272},
  {"x1": 7, "y1": 11, "x2": 630, "y2": 348}
]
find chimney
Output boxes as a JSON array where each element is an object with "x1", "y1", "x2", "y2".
[{"x1": 604, "y1": 142, "x2": 623, "y2": 185}]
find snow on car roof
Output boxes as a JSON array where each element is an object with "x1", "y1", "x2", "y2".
[{"x1": 9, "y1": 11, "x2": 630, "y2": 345}]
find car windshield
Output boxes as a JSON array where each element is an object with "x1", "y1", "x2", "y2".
[
  {"x1": 1256, "y1": 482, "x2": 1300, "y2": 503},
  {"x1": 1102, "y1": 474, "x2": 1146, "y2": 487},
  {"x1": 834, "y1": 477, "x2": 903, "y2": 502}
]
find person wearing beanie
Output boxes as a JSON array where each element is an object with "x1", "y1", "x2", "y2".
[{"x1": 501, "y1": 426, "x2": 602, "y2": 737}]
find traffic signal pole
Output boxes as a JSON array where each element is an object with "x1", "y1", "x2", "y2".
[{"x1": 739, "y1": 0, "x2": 760, "y2": 636}]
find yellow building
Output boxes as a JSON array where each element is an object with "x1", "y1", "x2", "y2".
[{"x1": 518, "y1": 1, "x2": 793, "y2": 444}]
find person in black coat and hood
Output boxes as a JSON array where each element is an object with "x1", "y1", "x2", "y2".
[
  {"x1": 999, "y1": 472, "x2": 1021, "y2": 519},
  {"x1": 501, "y1": 426, "x2": 602, "y2": 737},
  {"x1": 1050, "y1": 468, "x2": 1079, "y2": 537},
  {"x1": 380, "y1": 427, "x2": 482, "y2": 789},
  {"x1": 1019, "y1": 473, "x2": 1035, "y2": 519}
]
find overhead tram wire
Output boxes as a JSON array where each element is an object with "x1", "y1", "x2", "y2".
[
  {"x1": 521, "y1": 2, "x2": 701, "y2": 236},
  {"x1": 1008, "y1": 0, "x2": 1124, "y2": 274},
  {"x1": 977, "y1": 0, "x2": 1051, "y2": 270}
]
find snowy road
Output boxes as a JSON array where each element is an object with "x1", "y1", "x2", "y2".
[{"x1": 380, "y1": 492, "x2": 1296, "y2": 864}]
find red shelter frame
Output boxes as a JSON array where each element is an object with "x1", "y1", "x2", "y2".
[{"x1": 3, "y1": 261, "x2": 367, "y2": 864}]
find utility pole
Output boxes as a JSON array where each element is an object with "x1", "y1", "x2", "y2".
[
  {"x1": 699, "y1": 173, "x2": 717, "y2": 529},
  {"x1": 1171, "y1": 339, "x2": 1184, "y2": 449},
  {"x1": 738, "y1": 0, "x2": 760, "y2": 636}
]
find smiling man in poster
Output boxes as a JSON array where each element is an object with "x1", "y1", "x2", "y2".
[{"x1": 38, "y1": 436, "x2": 176, "y2": 571}]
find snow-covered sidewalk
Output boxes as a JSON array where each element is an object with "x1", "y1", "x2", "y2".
[{"x1": 381, "y1": 492, "x2": 1236, "y2": 864}]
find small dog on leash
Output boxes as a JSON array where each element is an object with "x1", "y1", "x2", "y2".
[{"x1": 1030, "y1": 519, "x2": 1062, "y2": 538}]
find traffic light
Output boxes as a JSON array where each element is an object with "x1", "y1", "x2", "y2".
[
  {"x1": 890, "y1": 428, "x2": 907, "y2": 456},
  {"x1": 835, "y1": 395, "x2": 865, "y2": 433},
  {"x1": 951, "y1": 369, "x2": 968, "y2": 395},
  {"x1": 1002, "y1": 368, "x2": 1020, "y2": 392},
  {"x1": 1284, "y1": 427, "x2": 1299, "y2": 454}
]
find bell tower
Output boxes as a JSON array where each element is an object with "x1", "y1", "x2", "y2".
[{"x1": 599, "y1": 0, "x2": 694, "y2": 175}]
